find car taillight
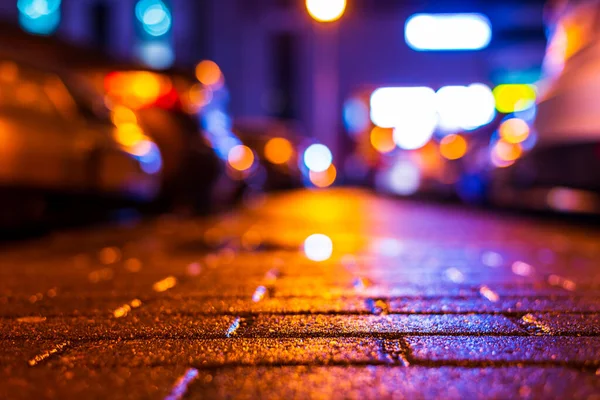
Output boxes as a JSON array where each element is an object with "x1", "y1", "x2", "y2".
[{"x1": 104, "y1": 71, "x2": 180, "y2": 111}]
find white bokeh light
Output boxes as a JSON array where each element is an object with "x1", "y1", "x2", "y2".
[
  {"x1": 405, "y1": 13, "x2": 492, "y2": 51},
  {"x1": 392, "y1": 114, "x2": 437, "y2": 150},
  {"x1": 303, "y1": 144, "x2": 333, "y2": 172},
  {"x1": 379, "y1": 159, "x2": 421, "y2": 196},
  {"x1": 304, "y1": 234, "x2": 333, "y2": 262},
  {"x1": 436, "y1": 83, "x2": 495, "y2": 132},
  {"x1": 370, "y1": 86, "x2": 436, "y2": 129}
]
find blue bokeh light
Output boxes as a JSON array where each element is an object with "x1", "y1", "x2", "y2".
[
  {"x1": 135, "y1": 141, "x2": 163, "y2": 174},
  {"x1": 135, "y1": 0, "x2": 172, "y2": 37},
  {"x1": 343, "y1": 98, "x2": 370, "y2": 136},
  {"x1": 18, "y1": 0, "x2": 61, "y2": 35},
  {"x1": 136, "y1": 41, "x2": 174, "y2": 69}
]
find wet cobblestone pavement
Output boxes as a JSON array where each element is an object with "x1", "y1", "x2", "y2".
[{"x1": 1, "y1": 189, "x2": 599, "y2": 399}]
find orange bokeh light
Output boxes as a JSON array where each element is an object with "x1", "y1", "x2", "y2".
[
  {"x1": 111, "y1": 106, "x2": 137, "y2": 127},
  {"x1": 499, "y1": 118, "x2": 530, "y2": 144},
  {"x1": 439, "y1": 134, "x2": 468, "y2": 160},
  {"x1": 113, "y1": 123, "x2": 145, "y2": 148},
  {"x1": 493, "y1": 140, "x2": 522, "y2": 162},
  {"x1": 195, "y1": 60, "x2": 222, "y2": 86},
  {"x1": 264, "y1": 137, "x2": 294, "y2": 165},
  {"x1": 228, "y1": 145, "x2": 255, "y2": 171},
  {"x1": 105, "y1": 71, "x2": 172, "y2": 109},
  {"x1": 370, "y1": 127, "x2": 396, "y2": 154},
  {"x1": 309, "y1": 164, "x2": 337, "y2": 188}
]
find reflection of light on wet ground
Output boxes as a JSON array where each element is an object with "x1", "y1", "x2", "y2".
[
  {"x1": 304, "y1": 234, "x2": 333, "y2": 262},
  {"x1": 16, "y1": 316, "x2": 46, "y2": 323},
  {"x1": 481, "y1": 251, "x2": 503, "y2": 267},
  {"x1": 512, "y1": 261, "x2": 534, "y2": 277},
  {"x1": 370, "y1": 237, "x2": 403, "y2": 257},
  {"x1": 242, "y1": 229, "x2": 262, "y2": 250},
  {"x1": 252, "y1": 285, "x2": 267, "y2": 302},
  {"x1": 28, "y1": 341, "x2": 71, "y2": 367},
  {"x1": 124, "y1": 258, "x2": 142, "y2": 272},
  {"x1": 479, "y1": 285, "x2": 499, "y2": 303},
  {"x1": 353, "y1": 277, "x2": 373, "y2": 291},
  {"x1": 165, "y1": 368, "x2": 200, "y2": 400},
  {"x1": 186, "y1": 262, "x2": 202, "y2": 276},
  {"x1": 152, "y1": 276, "x2": 177, "y2": 292},
  {"x1": 226, "y1": 317, "x2": 241, "y2": 337},
  {"x1": 548, "y1": 274, "x2": 577, "y2": 291},
  {"x1": 113, "y1": 299, "x2": 142, "y2": 318},
  {"x1": 88, "y1": 268, "x2": 114, "y2": 283},
  {"x1": 98, "y1": 247, "x2": 121, "y2": 264},
  {"x1": 445, "y1": 267, "x2": 465, "y2": 283},
  {"x1": 521, "y1": 313, "x2": 553, "y2": 334}
]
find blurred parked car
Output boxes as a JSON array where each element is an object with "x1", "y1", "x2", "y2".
[
  {"x1": 0, "y1": 25, "x2": 223, "y2": 213},
  {"x1": 92, "y1": 69, "x2": 221, "y2": 212},
  {"x1": 0, "y1": 56, "x2": 161, "y2": 228}
]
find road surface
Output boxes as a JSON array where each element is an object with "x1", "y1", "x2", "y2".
[{"x1": 1, "y1": 189, "x2": 599, "y2": 399}]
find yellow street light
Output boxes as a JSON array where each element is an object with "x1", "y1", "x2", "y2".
[{"x1": 306, "y1": 0, "x2": 347, "y2": 22}]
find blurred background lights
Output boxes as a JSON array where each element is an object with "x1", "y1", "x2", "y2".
[
  {"x1": 499, "y1": 118, "x2": 530, "y2": 144},
  {"x1": 111, "y1": 106, "x2": 137, "y2": 127},
  {"x1": 435, "y1": 86, "x2": 469, "y2": 132},
  {"x1": 136, "y1": 41, "x2": 174, "y2": 69},
  {"x1": 405, "y1": 13, "x2": 492, "y2": 51},
  {"x1": 370, "y1": 127, "x2": 396, "y2": 154},
  {"x1": 384, "y1": 159, "x2": 421, "y2": 195},
  {"x1": 264, "y1": 137, "x2": 294, "y2": 165},
  {"x1": 493, "y1": 84, "x2": 537, "y2": 113},
  {"x1": 514, "y1": 104, "x2": 537, "y2": 122},
  {"x1": 114, "y1": 123, "x2": 144, "y2": 147},
  {"x1": 18, "y1": 0, "x2": 61, "y2": 35},
  {"x1": 343, "y1": 98, "x2": 370, "y2": 135},
  {"x1": 305, "y1": 0, "x2": 347, "y2": 22},
  {"x1": 303, "y1": 234, "x2": 333, "y2": 262},
  {"x1": 392, "y1": 114, "x2": 437, "y2": 150},
  {"x1": 491, "y1": 140, "x2": 522, "y2": 168},
  {"x1": 435, "y1": 84, "x2": 495, "y2": 131},
  {"x1": 370, "y1": 86, "x2": 436, "y2": 128},
  {"x1": 195, "y1": 60, "x2": 222, "y2": 86},
  {"x1": 228, "y1": 145, "x2": 255, "y2": 171},
  {"x1": 304, "y1": 144, "x2": 333, "y2": 172},
  {"x1": 440, "y1": 134, "x2": 468, "y2": 160},
  {"x1": 463, "y1": 84, "x2": 496, "y2": 129},
  {"x1": 309, "y1": 164, "x2": 337, "y2": 188},
  {"x1": 135, "y1": 0, "x2": 171, "y2": 37},
  {"x1": 136, "y1": 142, "x2": 162, "y2": 174}
]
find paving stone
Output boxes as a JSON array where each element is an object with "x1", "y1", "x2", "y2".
[
  {"x1": 519, "y1": 313, "x2": 600, "y2": 335},
  {"x1": 388, "y1": 297, "x2": 600, "y2": 313},
  {"x1": 1, "y1": 189, "x2": 599, "y2": 398},
  {"x1": 242, "y1": 314, "x2": 523, "y2": 337},
  {"x1": 45, "y1": 338, "x2": 387, "y2": 368},
  {"x1": 401, "y1": 336, "x2": 600, "y2": 366},
  {"x1": 0, "y1": 315, "x2": 235, "y2": 340},
  {"x1": 0, "y1": 366, "x2": 186, "y2": 400},
  {"x1": 187, "y1": 366, "x2": 600, "y2": 400},
  {"x1": 0, "y1": 340, "x2": 71, "y2": 365}
]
